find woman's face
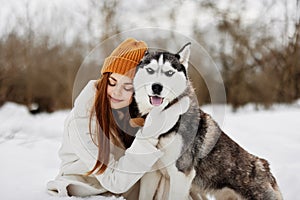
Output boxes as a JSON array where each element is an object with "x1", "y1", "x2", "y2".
[{"x1": 107, "y1": 73, "x2": 134, "y2": 109}]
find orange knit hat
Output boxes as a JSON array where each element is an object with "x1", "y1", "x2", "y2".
[{"x1": 101, "y1": 38, "x2": 148, "y2": 79}]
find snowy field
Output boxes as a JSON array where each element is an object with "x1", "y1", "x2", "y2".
[{"x1": 0, "y1": 101, "x2": 299, "y2": 200}]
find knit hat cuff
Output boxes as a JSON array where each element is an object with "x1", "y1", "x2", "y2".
[
  {"x1": 100, "y1": 38, "x2": 148, "y2": 79},
  {"x1": 101, "y1": 56, "x2": 139, "y2": 78}
]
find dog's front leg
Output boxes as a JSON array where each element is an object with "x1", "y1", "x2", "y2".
[
  {"x1": 167, "y1": 165, "x2": 196, "y2": 200},
  {"x1": 139, "y1": 170, "x2": 162, "y2": 200}
]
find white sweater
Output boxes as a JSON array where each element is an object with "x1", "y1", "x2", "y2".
[{"x1": 47, "y1": 80, "x2": 163, "y2": 197}]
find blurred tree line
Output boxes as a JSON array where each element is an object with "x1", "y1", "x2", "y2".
[
  {"x1": 200, "y1": 1, "x2": 300, "y2": 109},
  {"x1": 0, "y1": 0, "x2": 299, "y2": 112},
  {"x1": 0, "y1": 0, "x2": 120, "y2": 112},
  {"x1": 0, "y1": 33, "x2": 84, "y2": 112}
]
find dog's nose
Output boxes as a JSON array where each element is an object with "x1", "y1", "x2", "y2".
[{"x1": 152, "y1": 83, "x2": 163, "y2": 95}]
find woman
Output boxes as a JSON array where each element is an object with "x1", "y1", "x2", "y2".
[{"x1": 47, "y1": 38, "x2": 187, "y2": 199}]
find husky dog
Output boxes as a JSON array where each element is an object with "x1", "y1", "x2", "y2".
[{"x1": 132, "y1": 43, "x2": 283, "y2": 200}]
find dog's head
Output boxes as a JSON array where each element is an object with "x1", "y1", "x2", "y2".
[{"x1": 133, "y1": 43, "x2": 191, "y2": 115}]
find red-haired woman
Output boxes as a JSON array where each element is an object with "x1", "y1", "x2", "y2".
[{"x1": 47, "y1": 38, "x2": 187, "y2": 199}]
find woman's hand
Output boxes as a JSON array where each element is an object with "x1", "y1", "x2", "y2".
[{"x1": 139, "y1": 96, "x2": 190, "y2": 139}]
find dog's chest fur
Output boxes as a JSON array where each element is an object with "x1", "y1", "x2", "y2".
[{"x1": 156, "y1": 132, "x2": 183, "y2": 173}]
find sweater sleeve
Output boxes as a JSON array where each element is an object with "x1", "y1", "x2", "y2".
[{"x1": 67, "y1": 113, "x2": 163, "y2": 194}]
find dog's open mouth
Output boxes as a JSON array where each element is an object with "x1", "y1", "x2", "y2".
[{"x1": 149, "y1": 96, "x2": 164, "y2": 106}]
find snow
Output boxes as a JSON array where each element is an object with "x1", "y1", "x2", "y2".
[
  {"x1": 0, "y1": 102, "x2": 123, "y2": 200},
  {"x1": 0, "y1": 101, "x2": 299, "y2": 199}
]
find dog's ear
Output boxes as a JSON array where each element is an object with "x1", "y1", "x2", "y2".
[
  {"x1": 176, "y1": 42, "x2": 191, "y2": 69},
  {"x1": 144, "y1": 50, "x2": 149, "y2": 56}
]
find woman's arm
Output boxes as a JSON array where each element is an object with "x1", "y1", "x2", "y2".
[
  {"x1": 67, "y1": 114, "x2": 163, "y2": 194},
  {"x1": 65, "y1": 80, "x2": 189, "y2": 194}
]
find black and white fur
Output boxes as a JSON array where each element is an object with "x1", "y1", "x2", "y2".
[{"x1": 133, "y1": 43, "x2": 283, "y2": 200}]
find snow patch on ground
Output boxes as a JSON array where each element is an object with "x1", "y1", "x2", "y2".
[{"x1": 0, "y1": 102, "x2": 299, "y2": 199}]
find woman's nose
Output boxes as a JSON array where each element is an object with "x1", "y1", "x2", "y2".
[{"x1": 112, "y1": 85, "x2": 122, "y2": 96}]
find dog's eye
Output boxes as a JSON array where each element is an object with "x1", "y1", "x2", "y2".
[
  {"x1": 146, "y1": 68, "x2": 155, "y2": 74},
  {"x1": 165, "y1": 70, "x2": 175, "y2": 77}
]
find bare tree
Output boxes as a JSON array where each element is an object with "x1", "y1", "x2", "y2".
[{"x1": 198, "y1": 0, "x2": 300, "y2": 109}]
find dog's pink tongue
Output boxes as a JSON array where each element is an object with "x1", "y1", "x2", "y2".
[{"x1": 150, "y1": 96, "x2": 163, "y2": 106}]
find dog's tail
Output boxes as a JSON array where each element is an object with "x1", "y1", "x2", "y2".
[{"x1": 257, "y1": 158, "x2": 284, "y2": 200}]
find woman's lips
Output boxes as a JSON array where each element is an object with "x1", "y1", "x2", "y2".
[{"x1": 110, "y1": 96, "x2": 123, "y2": 103}]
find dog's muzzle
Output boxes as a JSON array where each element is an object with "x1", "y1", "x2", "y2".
[
  {"x1": 149, "y1": 83, "x2": 164, "y2": 106},
  {"x1": 152, "y1": 83, "x2": 163, "y2": 95}
]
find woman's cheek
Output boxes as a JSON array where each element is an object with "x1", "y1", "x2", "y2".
[{"x1": 125, "y1": 91, "x2": 133, "y2": 103}]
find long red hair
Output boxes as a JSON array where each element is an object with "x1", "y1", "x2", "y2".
[{"x1": 87, "y1": 73, "x2": 135, "y2": 175}]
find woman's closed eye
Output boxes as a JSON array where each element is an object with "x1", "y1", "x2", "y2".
[
  {"x1": 109, "y1": 77, "x2": 133, "y2": 92},
  {"x1": 123, "y1": 85, "x2": 133, "y2": 92},
  {"x1": 108, "y1": 77, "x2": 116, "y2": 86}
]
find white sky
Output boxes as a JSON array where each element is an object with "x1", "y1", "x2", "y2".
[{"x1": 0, "y1": 0, "x2": 298, "y2": 45}]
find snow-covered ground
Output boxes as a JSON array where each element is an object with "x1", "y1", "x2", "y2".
[{"x1": 0, "y1": 101, "x2": 299, "y2": 200}]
